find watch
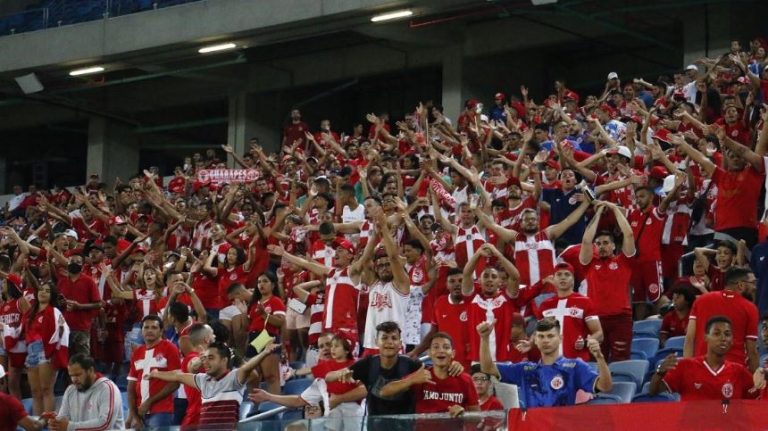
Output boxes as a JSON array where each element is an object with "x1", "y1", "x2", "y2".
[{"x1": 655, "y1": 364, "x2": 667, "y2": 377}]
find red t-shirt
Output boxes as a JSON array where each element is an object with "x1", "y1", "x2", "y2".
[
  {"x1": 582, "y1": 253, "x2": 633, "y2": 316},
  {"x1": 181, "y1": 351, "x2": 202, "y2": 426},
  {"x1": 217, "y1": 265, "x2": 250, "y2": 308},
  {"x1": 711, "y1": 166, "x2": 764, "y2": 231},
  {"x1": 127, "y1": 340, "x2": 181, "y2": 414},
  {"x1": 660, "y1": 310, "x2": 690, "y2": 339},
  {"x1": 535, "y1": 293, "x2": 599, "y2": 361},
  {"x1": 247, "y1": 296, "x2": 286, "y2": 335},
  {"x1": 191, "y1": 272, "x2": 219, "y2": 310},
  {"x1": 480, "y1": 395, "x2": 504, "y2": 411},
  {"x1": 309, "y1": 359, "x2": 359, "y2": 396},
  {"x1": 413, "y1": 370, "x2": 479, "y2": 413},
  {"x1": 689, "y1": 290, "x2": 759, "y2": 365},
  {"x1": 283, "y1": 121, "x2": 310, "y2": 149},
  {"x1": 0, "y1": 392, "x2": 27, "y2": 431},
  {"x1": 56, "y1": 272, "x2": 100, "y2": 332},
  {"x1": 627, "y1": 206, "x2": 666, "y2": 262},
  {"x1": 431, "y1": 295, "x2": 470, "y2": 367},
  {"x1": 663, "y1": 356, "x2": 755, "y2": 401}
]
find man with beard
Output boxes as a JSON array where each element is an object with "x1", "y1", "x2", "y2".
[
  {"x1": 476, "y1": 191, "x2": 590, "y2": 289},
  {"x1": 47, "y1": 354, "x2": 124, "y2": 431},
  {"x1": 579, "y1": 201, "x2": 636, "y2": 362},
  {"x1": 684, "y1": 267, "x2": 759, "y2": 371}
]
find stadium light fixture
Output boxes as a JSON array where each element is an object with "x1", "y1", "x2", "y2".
[
  {"x1": 198, "y1": 43, "x2": 237, "y2": 54},
  {"x1": 371, "y1": 9, "x2": 413, "y2": 22},
  {"x1": 69, "y1": 66, "x2": 105, "y2": 76}
]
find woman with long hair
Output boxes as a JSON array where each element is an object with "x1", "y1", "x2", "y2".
[
  {"x1": 9, "y1": 282, "x2": 68, "y2": 414},
  {"x1": 246, "y1": 271, "x2": 285, "y2": 394}
]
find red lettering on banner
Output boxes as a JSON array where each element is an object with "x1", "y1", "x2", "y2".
[{"x1": 197, "y1": 169, "x2": 260, "y2": 184}]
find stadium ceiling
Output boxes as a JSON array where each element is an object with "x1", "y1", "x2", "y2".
[{"x1": 0, "y1": 0, "x2": 762, "y2": 131}]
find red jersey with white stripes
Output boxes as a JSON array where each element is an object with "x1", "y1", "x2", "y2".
[
  {"x1": 132, "y1": 288, "x2": 167, "y2": 321},
  {"x1": 513, "y1": 230, "x2": 556, "y2": 287},
  {"x1": 358, "y1": 220, "x2": 376, "y2": 250},
  {"x1": 311, "y1": 239, "x2": 336, "y2": 268},
  {"x1": 305, "y1": 291, "x2": 325, "y2": 345},
  {"x1": 322, "y1": 267, "x2": 359, "y2": 335},
  {"x1": 127, "y1": 340, "x2": 181, "y2": 414},
  {"x1": 454, "y1": 224, "x2": 486, "y2": 269},
  {"x1": 535, "y1": 293, "x2": 598, "y2": 361}
]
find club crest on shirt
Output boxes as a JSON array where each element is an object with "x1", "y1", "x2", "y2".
[
  {"x1": 648, "y1": 283, "x2": 659, "y2": 294},
  {"x1": 721, "y1": 383, "x2": 733, "y2": 399},
  {"x1": 460, "y1": 311, "x2": 468, "y2": 322},
  {"x1": 694, "y1": 382, "x2": 702, "y2": 389},
  {"x1": 608, "y1": 262, "x2": 618, "y2": 270},
  {"x1": 550, "y1": 375, "x2": 564, "y2": 390}
]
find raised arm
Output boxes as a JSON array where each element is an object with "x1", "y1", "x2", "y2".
[
  {"x1": 375, "y1": 210, "x2": 410, "y2": 295},
  {"x1": 237, "y1": 343, "x2": 280, "y2": 384},
  {"x1": 670, "y1": 134, "x2": 716, "y2": 177},
  {"x1": 461, "y1": 247, "x2": 487, "y2": 295},
  {"x1": 546, "y1": 194, "x2": 590, "y2": 240},
  {"x1": 267, "y1": 244, "x2": 330, "y2": 277},
  {"x1": 579, "y1": 204, "x2": 605, "y2": 265},
  {"x1": 146, "y1": 370, "x2": 196, "y2": 388}
]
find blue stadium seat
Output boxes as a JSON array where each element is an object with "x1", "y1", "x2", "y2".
[
  {"x1": 609, "y1": 360, "x2": 649, "y2": 390},
  {"x1": 650, "y1": 348, "x2": 682, "y2": 369},
  {"x1": 664, "y1": 336, "x2": 685, "y2": 350},
  {"x1": 21, "y1": 398, "x2": 33, "y2": 415},
  {"x1": 282, "y1": 408, "x2": 304, "y2": 420},
  {"x1": 602, "y1": 381, "x2": 636, "y2": 404},
  {"x1": 239, "y1": 400, "x2": 256, "y2": 420},
  {"x1": 760, "y1": 353, "x2": 768, "y2": 366},
  {"x1": 257, "y1": 401, "x2": 285, "y2": 419},
  {"x1": 631, "y1": 337, "x2": 659, "y2": 361},
  {"x1": 633, "y1": 319, "x2": 662, "y2": 338},
  {"x1": 284, "y1": 378, "x2": 313, "y2": 395},
  {"x1": 632, "y1": 393, "x2": 678, "y2": 403},
  {"x1": 586, "y1": 394, "x2": 621, "y2": 405}
]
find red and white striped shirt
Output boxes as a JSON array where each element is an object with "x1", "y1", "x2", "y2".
[
  {"x1": 454, "y1": 224, "x2": 486, "y2": 269},
  {"x1": 194, "y1": 369, "x2": 244, "y2": 427},
  {"x1": 513, "y1": 230, "x2": 556, "y2": 287},
  {"x1": 322, "y1": 268, "x2": 359, "y2": 336}
]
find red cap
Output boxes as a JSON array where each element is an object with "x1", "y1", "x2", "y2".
[
  {"x1": 109, "y1": 215, "x2": 127, "y2": 226},
  {"x1": 494, "y1": 92, "x2": 506, "y2": 100},
  {"x1": 649, "y1": 165, "x2": 668, "y2": 180},
  {"x1": 653, "y1": 128, "x2": 672, "y2": 143},
  {"x1": 598, "y1": 103, "x2": 617, "y2": 118},
  {"x1": 545, "y1": 159, "x2": 562, "y2": 171},
  {"x1": 554, "y1": 262, "x2": 574, "y2": 274},
  {"x1": 335, "y1": 239, "x2": 355, "y2": 255}
]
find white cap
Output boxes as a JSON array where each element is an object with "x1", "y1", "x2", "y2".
[
  {"x1": 607, "y1": 72, "x2": 619, "y2": 80},
  {"x1": 480, "y1": 114, "x2": 489, "y2": 122},
  {"x1": 686, "y1": 64, "x2": 698, "y2": 72},
  {"x1": 662, "y1": 174, "x2": 677, "y2": 193},
  {"x1": 64, "y1": 229, "x2": 79, "y2": 240}
]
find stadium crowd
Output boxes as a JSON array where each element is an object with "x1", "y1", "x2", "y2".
[{"x1": 1, "y1": 37, "x2": 768, "y2": 430}]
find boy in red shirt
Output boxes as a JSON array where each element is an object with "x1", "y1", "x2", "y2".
[
  {"x1": 379, "y1": 332, "x2": 479, "y2": 417},
  {"x1": 660, "y1": 284, "x2": 695, "y2": 346},
  {"x1": 650, "y1": 316, "x2": 764, "y2": 401}
]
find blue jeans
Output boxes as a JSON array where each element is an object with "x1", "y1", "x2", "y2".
[
  {"x1": 173, "y1": 398, "x2": 187, "y2": 425},
  {"x1": 144, "y1": 412, "x2": 174, "y2": 429},
  {"x1": 25, "y1": 340, "x2": 46, "y2": 368}
]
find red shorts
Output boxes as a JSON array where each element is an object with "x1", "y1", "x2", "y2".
[
  {"x1": 631, "y1": 260, "x2": 663, "y2": 303},
  {"x1": 661, "y1": 243, "x2": 685, "y2": 280}
]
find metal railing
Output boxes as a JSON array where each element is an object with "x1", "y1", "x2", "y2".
[{"x1": 0, "y1": 0, "x2": 205, "y2": 36}]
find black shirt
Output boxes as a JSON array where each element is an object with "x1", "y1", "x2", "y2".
[{"x1": 350, "y1": 355, "x2": 421, "y2": 416}]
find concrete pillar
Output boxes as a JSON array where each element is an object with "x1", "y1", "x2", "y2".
[
  {"x1": 227, "y1": 92, "x2": 281, "y2": 168},
  {"x1": 87, "y1": 117, "x2": 140, "y2": 187},
  {"x1": 442, "y1": 44, "x2": 465, "y2": 126}
]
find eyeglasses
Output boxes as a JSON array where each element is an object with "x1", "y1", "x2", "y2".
[{"x1": 472, "y1": 377, "x2": 490, "y2": 382}]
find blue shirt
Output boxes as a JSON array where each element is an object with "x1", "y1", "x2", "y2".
[
  {"x1": 750, "y1": 241, "x2": 768, "y2": 316},
  {"x1": 498, "y1": 357, "x2": 598, "y2": 408},
  {"x1": 542, "y1": 188, "x2": 586, "y2": 245}
]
